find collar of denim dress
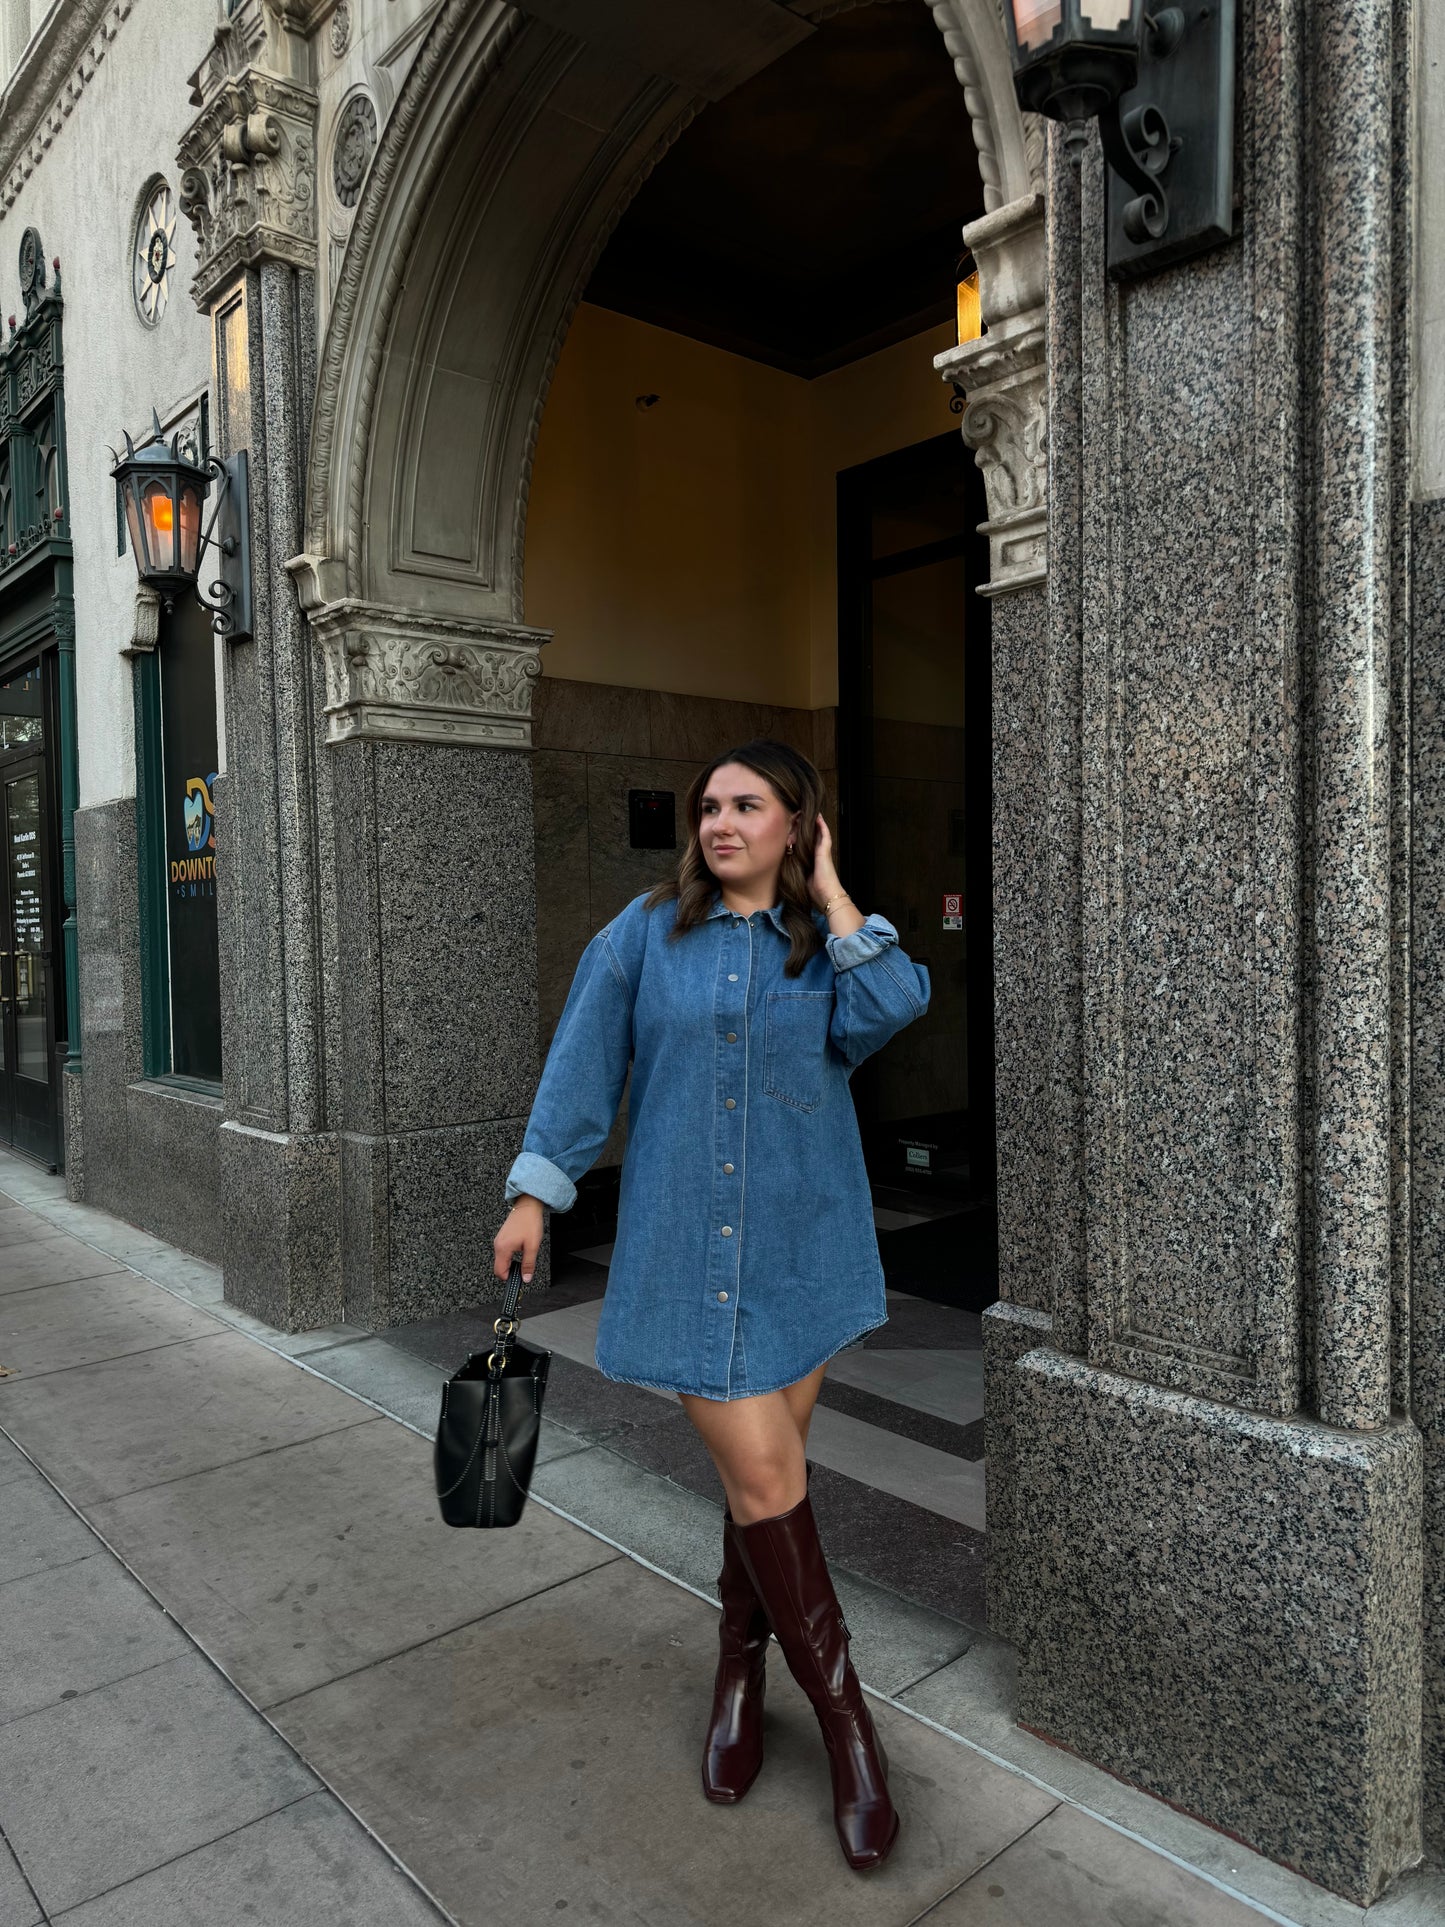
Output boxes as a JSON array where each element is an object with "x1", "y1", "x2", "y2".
[{"x1": 704, "y1": 890, "x2": 790, "y2": 933}]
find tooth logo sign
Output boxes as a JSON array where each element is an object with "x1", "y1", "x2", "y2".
[
  {"x1": 172, "y1": 771, "x2": 220, "y2": 898},
  {"x1": 183, "y1": 774, "x2": 217, "y2": 853}
]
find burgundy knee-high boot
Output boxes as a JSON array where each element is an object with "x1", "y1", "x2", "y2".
[
  {"x1": 701, "y1": 1463, "x2": 813, "y2": 1804},
  {"x1": 701, "y1": 1503, "x2": 772, "y2": 1802},
  {"x1": 733, "y1": 1490, "x2": 899, "y2": 1871}
]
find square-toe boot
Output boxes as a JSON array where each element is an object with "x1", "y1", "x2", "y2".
[
  {"x1": 733, "y1": 1490, "x2": 899, "y2": 1870},
  {"x1": 701, "y1": 1505, "x2": 772, "y2": 1802}
]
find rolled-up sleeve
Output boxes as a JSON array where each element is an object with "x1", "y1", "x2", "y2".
[
  {"x1": 504, "y1": 928, "x2": 634, "y2": 1212},
  {"x1": 826, "y1": 913, "x2": 930, "y2": 1069}
]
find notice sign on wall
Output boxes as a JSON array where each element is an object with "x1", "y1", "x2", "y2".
[{"x1": 942, "y1": 891, "x2": 963, "y2": 931}]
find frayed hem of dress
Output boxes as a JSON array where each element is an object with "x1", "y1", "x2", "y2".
[{"x1": 593, "y1": 1312, "x2": 889, "y2": 1402}]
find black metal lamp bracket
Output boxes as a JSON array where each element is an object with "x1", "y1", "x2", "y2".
[
  {"x1": 193, "y1": 450, "x2": 252, "y2": 642},
  {"x1": 1103, "y1": 0, "x2": 1236, "y2": 280}
]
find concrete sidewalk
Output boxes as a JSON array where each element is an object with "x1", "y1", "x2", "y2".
[{"x1": 1, "y1": 1153, "x2": 1442, "y2": 1927}]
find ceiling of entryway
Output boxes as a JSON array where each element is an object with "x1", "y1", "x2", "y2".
[{"x1": 584, "y1": 2, "x2": 987, "y2": 378}]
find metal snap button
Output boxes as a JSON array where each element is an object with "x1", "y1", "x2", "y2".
[
  {"x1": 720, "y1": 1225, "x2": 733, "y2": 1237},
  {"x1": 722, "y1": 1162, "x2": 734, "y2": 1174},
  {"x1": 728, "y1": 973, "x2": 739, "y2": 982},
  {"x1": 725, "y1": 1097, "x2": 736, "y2": 1109},
  {"x1": 717, "y1": 1290, "x2": 729, "y2": 1302},
  {"x1": 726, "y1": 1032, "x2": 737, "y2": 1043}
]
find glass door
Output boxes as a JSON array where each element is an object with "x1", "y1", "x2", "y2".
[
  {"x1": 837, "y1": 431, "x2": 996, "y2": 1310},
  {"x1": 0, "y1": 758, "x2": 55, "y2": 1163}
]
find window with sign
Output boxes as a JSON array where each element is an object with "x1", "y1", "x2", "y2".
[{"x1": 158, "y1": 595, "x2": 222, "y2": 1082}]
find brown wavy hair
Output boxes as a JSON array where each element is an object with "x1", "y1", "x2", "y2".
[{"x1": 645, "y1": 739, "x2": 826, "y2": 978}]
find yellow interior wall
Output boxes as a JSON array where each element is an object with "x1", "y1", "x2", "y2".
[{"x1": 524, "y1": 302, "x2": 960, "y2": 709}]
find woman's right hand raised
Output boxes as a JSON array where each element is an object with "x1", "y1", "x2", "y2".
[{"x1": 493, "y1": 1196, "x2": 544, "y2": 1284}]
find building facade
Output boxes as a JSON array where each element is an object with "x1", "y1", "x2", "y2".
[{"x1": 0, "y1": 0, "x2": 1440, "y2": 1905}]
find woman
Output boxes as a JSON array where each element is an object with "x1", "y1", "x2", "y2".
[{"x1": 492, "y1": 738, "x2": 929, "y2": 1871}]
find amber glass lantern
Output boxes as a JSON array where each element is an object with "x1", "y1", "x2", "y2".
[
  {"x1": 1001, "y1": 0, "x2": 1145, "y2": 146},
  {"x1": 111, "y1": 418, "x2": 209, "y2": 600}
]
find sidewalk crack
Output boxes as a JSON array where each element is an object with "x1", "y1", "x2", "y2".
[{"x1": 900, "y1": 1805, "x2": 1060, "y2": 1926}]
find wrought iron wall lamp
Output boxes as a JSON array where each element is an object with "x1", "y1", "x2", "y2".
[
  {"x1": 1001, "y1": 0, "x2": 1236, "y2": 278},
  {"x1": 110, "y1": 412, "x2": 252, "y2": 640}
]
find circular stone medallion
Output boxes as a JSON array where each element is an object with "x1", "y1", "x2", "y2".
[{"x1": 333, "y1": 94, "x2": 377, "y2": 209}]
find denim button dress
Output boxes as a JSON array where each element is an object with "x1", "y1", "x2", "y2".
[{"x1": 505, "y1": 890, "x2": 930, "y2": 1400}]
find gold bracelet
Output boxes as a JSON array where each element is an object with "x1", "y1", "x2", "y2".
[{"x1": 823, "y1": 890, "x2": 853, "y2": 916}]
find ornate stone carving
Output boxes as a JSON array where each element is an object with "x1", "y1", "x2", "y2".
[
  {"x1": 952, "y1": 328, "x2": 1048, "y2": 595},
  {"x1": 292, "y1": 584, "x2": 550, "y2": 747},
  {"x1": 329, "y1": 3, "x2": 352, "y2": 57},
  {"x1": 332, "y1": 94, "x2": 376, "y2": 209},
  {"x1": 935, "y1": 193, "x2": 1048, "y2": 595},
  {"x1": 176, "y1": 1, "x2": 318, "y2": 307},
  {"x1": 121, "y1": 586, "x2": 161, "y2": 658},
  {"x1": 926, "y1": 0, "x2": 1042, "y2": 213}
]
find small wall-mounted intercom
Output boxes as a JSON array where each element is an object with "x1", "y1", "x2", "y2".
[{"x1": 628, "y1": 788, "x2": 676, "y2": 850}]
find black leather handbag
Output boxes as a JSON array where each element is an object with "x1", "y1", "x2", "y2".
[{"x1": 433, "y1": 1255, "x2": 552, "y2": 1529}]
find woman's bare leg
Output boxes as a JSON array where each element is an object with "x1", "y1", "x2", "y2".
[
  {"x1": 680, "y1": 1361, "x2": 829, "y2": 1524},
  {"x1": 780, "y1": 1361, "x2": 827, "y2": 1453}
]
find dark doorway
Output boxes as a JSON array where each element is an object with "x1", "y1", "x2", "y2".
[
  {"x1": 837, "y1": 431, "x2": 997, "y2": 1312},
  {"x1": 0, "y1": 655, "x2": 62, "y2": 1168}
]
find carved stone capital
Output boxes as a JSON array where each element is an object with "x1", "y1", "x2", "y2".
[
  {"x1": 177, "y1": 2, "x2": 318, "y2": 308},
  {"x1": 935, "y1": 196, "x2": 1048, "y2": 597},
  {"x1": 296, "y1": 586, "x2": 551, "y2": 748},
  {"x1": 937, "y1": 322, "x2": 1048, "y2": 597}
]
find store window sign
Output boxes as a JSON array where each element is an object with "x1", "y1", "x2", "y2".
[{"x1": 171, "y1": 772, "x2": 217, "y2": 897}]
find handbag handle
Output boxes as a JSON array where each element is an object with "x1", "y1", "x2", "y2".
[{"x1": 486, "y1": 1253, "x2": 528, "y2": 1379}]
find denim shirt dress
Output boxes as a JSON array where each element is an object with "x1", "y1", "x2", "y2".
[{"x1": 504, "y1": 890, "x2": 930, "y2": 1401}]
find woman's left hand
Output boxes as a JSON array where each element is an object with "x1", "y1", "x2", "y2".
[{"x1": 808, "y1": 813, "x2": 843, "y2": 909}]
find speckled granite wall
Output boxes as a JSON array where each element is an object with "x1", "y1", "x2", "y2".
[
  {"x1": 988, "y1": 586, "x2": 1050, "y2": 1318},
  {"x1": 1012, "y1": 1351, "x2": 1422, "y2": 1906},
  {"x1": 211, "y1": 263, "x2": 343, "y2": 1333},
  {"x1": 330, "y1": 739, "x2": 543, "y2": 1323},
  {"x1": 996, "y1": 0, "x2": 1425, "y2": 1899},
  {"x1": 1073, "y1": 41, "x2": 1302, "y2": 1415},
  {"x1": 1411, "y1": 495, "x2": 1445, "y2": 1854}
]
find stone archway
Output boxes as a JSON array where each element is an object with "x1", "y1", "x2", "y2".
[
  {"x1": 276, "y1": 0, "x2": 1050, "y2": 1326},
  {"x1": 289, "y1": 0, "x2": 1048, "y2": 741}
]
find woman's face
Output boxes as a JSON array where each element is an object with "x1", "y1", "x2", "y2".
[{"x1": 698, "y1": 762, "x2": 799, "y2": 894}]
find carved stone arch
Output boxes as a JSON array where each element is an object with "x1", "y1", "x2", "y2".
[{"x1": 291, "y1": 0, "x2": 1044, "y2": 744}]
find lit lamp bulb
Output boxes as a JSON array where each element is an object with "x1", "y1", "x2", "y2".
[
  {"x1": 956, "y1": 267, "x2": 982, "y2": 347},
  {"x1": 141, "y1": 481, "x2": 176, "y2": 573}
]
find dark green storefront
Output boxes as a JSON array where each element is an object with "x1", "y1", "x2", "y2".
[{"x1": 0, "y1": 232, "x2": 78, "y2": 1171}]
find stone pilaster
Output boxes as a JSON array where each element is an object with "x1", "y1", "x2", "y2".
[
  {"x1": 988, "y1": 0, "x2": 1423, "y2": 1895},
  {"x1": 286, "y1": 585, "x2": 549, "y2": 1322},
  {"x1": 176, "y1": 1, "x2": 338, "y2": 1331}
]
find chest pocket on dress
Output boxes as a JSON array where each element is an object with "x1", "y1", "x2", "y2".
[{"x1": 763, "y1": 991, "x2": 833, "y2": 1112}]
